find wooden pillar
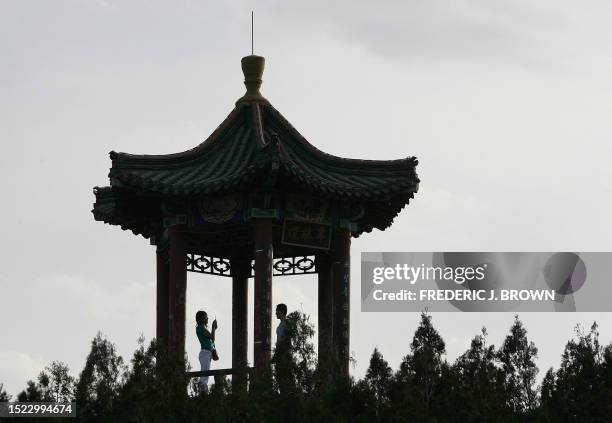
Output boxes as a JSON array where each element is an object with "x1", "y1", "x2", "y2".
[
  {"x1": 168, "y1": 226, "x2": 187, "y2": 357},
  {"x1": 332, "y1": 229, "x2": 351, "y2": 376},
  {"x1": 231, "y1": 258, "x2": 250, "y2": 389},
  {"x1": 317, "y1": 254, "x2": 334, "y2": 359},
  {"x1": 253, "y1": 220, "x2": 273, "y2": 374},
  {"x1": 156, "y1": 247, "x2": 170, "y2": 348}
]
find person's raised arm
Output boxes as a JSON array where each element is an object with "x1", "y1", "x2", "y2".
[
  {"x1": 203, "y1": 320, "x2": 217, "y2": 342},
  {"x1": 211, "y1": 319, "x2": 217, "y2": 341}
]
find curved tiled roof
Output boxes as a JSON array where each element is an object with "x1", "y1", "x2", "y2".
[
  {"x1": 103, "y1": 102, "x2": 419, "y2": 199},
  {"x1": 93, "y1": 56, "x2": 419, "y2": 239}
]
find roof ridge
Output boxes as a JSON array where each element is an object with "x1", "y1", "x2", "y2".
[
  {"x1": 262, "y1": 102, "x2": 418, "y2": 169},
  {"x1": 251, "y1": 102, "x2": 267, "y2": 149}
]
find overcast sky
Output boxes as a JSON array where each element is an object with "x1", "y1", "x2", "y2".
[{"x1": 1, "y1": 0, "x2": 612, "y2": 397}]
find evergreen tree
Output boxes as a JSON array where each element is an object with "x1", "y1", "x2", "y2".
[
  {"x1": 115, "y1": 336, "x2": 162, "y2": 421},
  {"x1": 346, "y1": 379, "x2": 379, "y2": 421},
  {"x1": 392, "y1": 312, "x2": 447, "y2": 421},
  {"x1": 363, "y1": 347, "x2": 392, "y2": 419},
  {"x1": 539, "y1": 322, "x2": 612, "y2": 422},
  {"x1": 0, "y1": 382, "x2": 10, "y2": 402},
  {"x1": 538, "y1": 368, "x2": 557, "y2": 423},
  {"x1": 75, "y1": 332, "x2": 125, "y2": 421},
  {"x1": 17, "y1": 362, "x2": 73, "y2": 403},
  {"x1": 114, "y1": 336, "x2": 191, "y2": 422},
  {"x1": 603, "y1": 343, "x2": 612, "y2": 405},
  {"x1": 452, "y1": 327, "x2": 509, "y2": 422},
  {"x1": 410, "y1": 312, "x2": 446, "y2": 414},
  {"x1": 45, "y1": 361, "x2": 75, "y2": 403},
  {"x1": 17, "y1": 380, "x2": 44, "y2": 402},
  {"x1": 498, "y1": 316, "x2": 538, "y2": 418},
  {"x1": 364, "y1": 347, "x2": 392, "y2": 406}
]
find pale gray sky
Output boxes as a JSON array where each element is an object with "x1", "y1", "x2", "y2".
[{"x1": 1, "y1": 0, "x2": 612, "y2": 397}]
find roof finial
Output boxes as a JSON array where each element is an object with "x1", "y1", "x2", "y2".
[
  {"x1": 236, "y1": 11, "x2": 267, "y2": 105},
  {"x1": 236, "y1": 55, "x2": 266, "y2": 105}
]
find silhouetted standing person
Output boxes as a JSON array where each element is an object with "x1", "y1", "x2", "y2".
[
  {"x1": 195, "y1": 310, "x2": 217, "y2": 394},
  {"x1": 273, "y1": 303, "x2": 292, "y2": 393},
  {"x1": 275, "y1": 303, "x2": 287, "y2": 346}
]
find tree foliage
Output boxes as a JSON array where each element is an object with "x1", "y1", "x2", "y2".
[
  {"x1": 451, "y1": 327, "x2": 509, "y2": 422},
  {"x1": 17, "y1": 361, "x2": 73, "y2": 403},
  {"x1": 272, "y1": 310, "x2": 317, "y2": 396},
  {"x1": 391, "y1": 312, "x2": 447, "y2": 421},
  {"x1": 8, "y1": 315, "x2": 612, "y2": 422},
  {"x1": 539, "y1": 322, "x2": 612, "y2": 422},
  {"x1": 498, "y1": 315, "x2": 539, "y2": 418},
  {"x1": 364, "y1": 347, "x2": 392, "y2": 418},
  {"x1": 0, "y1": 382, "x2": 10, "y2": 402},
  {"x1": 75, "y1": 332, "x2": 125, "y2": 422}
]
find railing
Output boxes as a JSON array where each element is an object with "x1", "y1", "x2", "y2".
[{"x1": 187, "y1": 367, "x2": 254, "y2": 385}]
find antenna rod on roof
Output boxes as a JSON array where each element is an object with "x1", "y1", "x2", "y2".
[{"x1": 251, "y1": 11, "x2": 254, "y2": 55}]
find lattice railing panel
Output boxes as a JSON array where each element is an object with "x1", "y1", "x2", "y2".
[
  {"x1": 187, "y1": 254, "x2": 231, "y2": 277},
  {"x1": 251, "y1": 255, "x2": 316, "y2": 277},
  {"x1": 186, "y1": 254, "x2": 317, "y2": 277}
]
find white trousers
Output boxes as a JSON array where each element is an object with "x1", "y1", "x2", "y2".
[{"x1": 198, "y1": 349, "x2": 211, "y2": 393}]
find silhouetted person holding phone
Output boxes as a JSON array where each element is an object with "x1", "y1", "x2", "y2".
[{"x1": 195, "y1": 310, "x2": 217, "y2": 394}]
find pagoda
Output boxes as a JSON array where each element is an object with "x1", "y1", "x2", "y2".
[{"x1": 92, "y1": 55, "x2": 419, "y2": 377}]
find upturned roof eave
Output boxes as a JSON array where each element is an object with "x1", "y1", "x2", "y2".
[
  {"x1": 108, "y1": 104, "x2": 247, "y2": 168},
  {"x1": 264, "y1": 102, "x2": 419, "y2": 170}
]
